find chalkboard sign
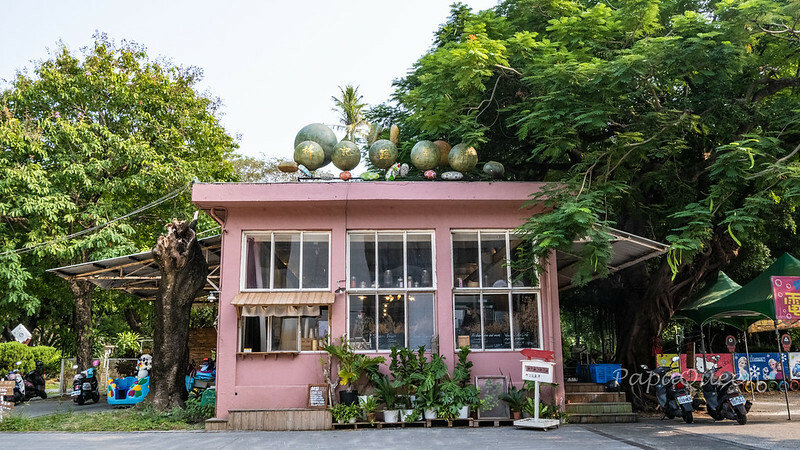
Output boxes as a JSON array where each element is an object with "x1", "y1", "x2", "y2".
[{"x1": 307, "y1": 384, "x2": 328, "y2": 409}]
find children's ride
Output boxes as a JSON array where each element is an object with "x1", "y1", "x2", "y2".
[{"x1": 107, "y1": 354, "x2": 151, "y2": 405}]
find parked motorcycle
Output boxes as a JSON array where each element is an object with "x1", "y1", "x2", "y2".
[
  {"x1": 643, "y1": 356, "x2": 695, "y2": 423},
  {"x1": 702, "y1": 361, "x2": 751, "y2": 425},
  {"x1": 23, "y1": 360, "x2": 47, "y2": 400},
  {"x1": 71, "y1": 360, "x2": 100, "y2": 405},
  {"x1": 4, "y1": 361, "x2": 25, "y2": 405}
]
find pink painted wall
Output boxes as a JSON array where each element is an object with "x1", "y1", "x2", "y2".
[{"x1": 193, "y1": 181, "x2": 564, "y2": 418}]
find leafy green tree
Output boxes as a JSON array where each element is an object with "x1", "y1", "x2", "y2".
[
  {"x1": 0, "y1": 35, "x2": 237, "y2": 368},
  {"x1": 381, "y1": 0, "x2": 800, "y2": 379},
  {"x1": 331, "y1": 84, "x2": 369, "y2": 143},
  {"x1": 230, "y1": 153, "x2": 296, "y2": 182}
]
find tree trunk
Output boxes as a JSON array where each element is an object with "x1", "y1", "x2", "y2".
[
  {"x1": 123, "y1": 307, "x2": 143, "y2": 335},
  {"x1": 70, "y1": 280, "x2": 94, "y2": 370},
  {"x1": 150, "y1": 213, "x2": 208, "y2": 411}
]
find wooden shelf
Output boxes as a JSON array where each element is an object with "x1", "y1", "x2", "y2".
[{"x1": 236, "y1": 352, "x2": 299, "y2": 360}]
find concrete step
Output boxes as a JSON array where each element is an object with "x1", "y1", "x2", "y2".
[
  {"x1": 568, "y1": 413, "x2": 638, "y2": 424},
  {"x1": 566, "y1": 392, "x2": 626, "y2": 403},
  {"x1": 565, "y1": 402, "x2": 633, "y2": 414},
  {"x1": 565, "y1": 383, "x2": 607, "y2": 393}
]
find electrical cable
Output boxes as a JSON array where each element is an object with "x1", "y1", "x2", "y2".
[{"x1": 1, "y1": 181, "x2": 192, "y2": 257}]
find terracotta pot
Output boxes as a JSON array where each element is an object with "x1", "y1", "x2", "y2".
[{"x1": 511, "y1": 411, "x2": 521, "y2": 420}]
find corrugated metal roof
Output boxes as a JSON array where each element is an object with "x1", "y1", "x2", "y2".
[
  {"x1": 556, "y1": 227, "x2": 668, "y2": 290},
  {"x1": 231, "y1": 292, "x2": 335, "y2": 306},
  {"x1": 47, "y1": 234, "x2": 221, "y2": 301}
]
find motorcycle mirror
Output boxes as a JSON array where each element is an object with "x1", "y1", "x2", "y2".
[
  {"x1": 671, "y1": 356, "x2": 680, "y2": 362},
  {"x1": 72, "y1": 364, "x2": 79, "y2": 370},
  {"x1": 641, "y1": 365, "x2": 649, "y2": 370}
]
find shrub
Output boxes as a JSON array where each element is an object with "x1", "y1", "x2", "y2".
[
  {"x1": 112, "y1": 331, "x2": 141, "y2": 357},
  {"x1": 29, "y1": 346, "x2": 63, "y2": 375},
  {"x1": 0, "y1": 342, "x2": 34, "y2": 373}
]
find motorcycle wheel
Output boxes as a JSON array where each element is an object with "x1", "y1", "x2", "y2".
[
  {"x1": 40, "y1": 391, "x2": 47, "y2": 399},
  {"x1": 77, "y1": 395, "x2": 85, "y2": 406},
  {"x1": 735, "y1": 409, "x2": 747, "y2": 425},
  {"x1": 93, "y1": 392, "x2": 100, "y2": 403},
  {"x1": 682, "y1": 411, "x2": 693, "y2": 424}
]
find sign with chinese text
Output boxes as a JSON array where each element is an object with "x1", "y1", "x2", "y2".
[
  {"x1": 522, "y1": 360, "x2": 554, "y2": 383},
  {"x1": 772, "y1": 276, "x2": 800, "y2": 320}
]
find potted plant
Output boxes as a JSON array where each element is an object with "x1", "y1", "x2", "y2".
[
  {"x1": 359, "y1": 395, "x2": 379, "y2": 424},
  {"x1": 330, "y1": 403, "x2": 360, "y2": 424},
  {"x1": 410, "y1": 353, "x2": 448, "y2": 419},
  {"x1": 499, "y1": 384, "x2": 527, "y2": 420},
  {"x1": 322, "y1": 337, "x2": 385, "y2": 405},
  {"x1": 402, "y1": 408, "x2": 421, "y2": 422},
  {"x1": 372, "y1": 372, "x2": 400, "y2": 423}
]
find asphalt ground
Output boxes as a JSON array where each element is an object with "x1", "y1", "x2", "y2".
[{"x1": 1, "y1": 392, "x2": 798, "y2": 449}]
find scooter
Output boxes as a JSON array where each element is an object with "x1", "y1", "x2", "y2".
[
  {"x1": 71, "y1": 360, "x2": 100, "y2": 405},
  {"x1": 4, "y1": 362, "x2": 25, "y2": 405},
  {"x1": 23, "y1": 360, "x2": 47, "y2": 400},
  {"x1": 644, "y1": 356, "x2": 695, "y2": 423},
  {"x1": 702, "y1": 361, "x2": 750, "y2": 425}
]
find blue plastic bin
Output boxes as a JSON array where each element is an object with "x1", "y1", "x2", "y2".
[{"x1": 589, "y1": 364, "x2": 622, "y2": 383}]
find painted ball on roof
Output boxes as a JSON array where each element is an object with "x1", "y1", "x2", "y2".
[
  {"x1": 368, "y1": 139, "x2": 397, "y2": 169},
  {"x1": 331, "y1": 140, "x2": 361, "y2": 171},
  {"x1": 294, "y1": 123, "x2": 337, "y2": 167},
  {"x1": 277, "y1": 160, "x2": 298, "y2": 173},
  {"x1": 483, "y1": 161, "x2": 505, "y2": 178},
  {"x1": 294, "y1": 141, "x2": 325, "y2": 170},
  {"x1": 448, "y1": 143, "x2": 478, "y2": 173},
  {"x1": 410, "y1": 140, "x2": 440, "y2": 171},
  {"x1": 433, "y1": 140, "x2": 451, "y2": 167}
]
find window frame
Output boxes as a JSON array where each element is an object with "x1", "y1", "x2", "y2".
[
  {"x1": 238, "y1": 307, "x2": 329, "y2": 354},
  {"x1": 346, "y1": 230, "x2": 437, "y2": 352},
  {"x1": 241, "y1": 231, "x2": 331, "y2": 292},
  {"x1": 451, "y1": 230, "x2": 542, "y2": 352}
]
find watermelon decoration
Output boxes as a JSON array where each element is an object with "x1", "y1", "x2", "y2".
[
  {"x1": 448, "y1": 143, "x2": 478, "y2": 173},
  {"x1": 411, "y1": 140, "x2": 440, "y2": 171},
  {"x1": 433, "y1": 140, "x2": 451, "y2": 167},
  {"x1": 483, "y1": 161, "x2": 505, "y2": 178},
  {"x1": 424, "y1": 170, "x2": 436, "y2": 179},
  {"x1": 294, "y1": 141, "x2": 325, "y2": 170},
  {"x1": 332, "y1": 140, "x2": 361, "y2": 171},
  {"x1": 294, "y1": 123, "x2": 337, "y2": 167},
  {"x1": 368, "y1": 139, "x2": 397, "y2": 169}
]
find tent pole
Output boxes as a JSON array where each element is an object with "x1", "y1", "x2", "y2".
[
  {"x1": 774, "y1": 321, "x2": 791, "y2": 420},
  {"x1": 742, "y1": 324, "x2": 755, "y2": 402},
  {"x1": 700, "y1": 324, "x2": 708, "y2": 373}
]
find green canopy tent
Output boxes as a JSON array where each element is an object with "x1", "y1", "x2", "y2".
[{"x1": 675, "y1": 271, "x2": 742, "y2": 325}]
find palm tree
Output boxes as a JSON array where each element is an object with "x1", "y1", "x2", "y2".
[{"x1": 331, "y1": 84, "x2": 370, "y2": 143}]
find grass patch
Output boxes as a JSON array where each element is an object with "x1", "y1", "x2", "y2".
[{"x1": 0, "y1": 398, "x2": 213, "y2": 432}]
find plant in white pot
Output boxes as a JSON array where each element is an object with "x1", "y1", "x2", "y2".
[
  {"x1": 322, "y1": 337, "x2": 385, "y2": 405},
  {"x1": 372, "y1": 373, "x2": 400, "y2": 423}
]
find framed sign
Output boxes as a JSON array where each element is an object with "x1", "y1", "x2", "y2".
[
  {"x1": 0, "y1": 380, "x2": 14, "y2": 396},
  {"x1": 475, "y1": 376, "x2": 508, "y2": 419},
  {"x1": 522, "y1": 360, "x2": 555, "y2": 383},
  {"x1": 307, "y1": 384, "x2": 328, "y2": 409}
]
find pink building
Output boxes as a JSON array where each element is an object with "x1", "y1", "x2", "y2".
[{"x1": 192, "y1": 180, "x2": 565, "y2": 424}]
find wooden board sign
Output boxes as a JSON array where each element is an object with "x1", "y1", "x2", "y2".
[
  {"x1": 307, "y1": 384, "x2": 328, "y2": 409},
  {"x1": 0, "y1": 380, "x2": 14, "y2": 396}
]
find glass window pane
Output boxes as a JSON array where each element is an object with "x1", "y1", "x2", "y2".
[
  {"x1": 452, "y1": 232, "x2": 478, "y2": 287},
  {"x1": 349, "y1": 233, "x2": 376, "y2": 288},
  {"x1": 301, "y1": 307, "x2": 329, "y2": 351},
  {"x1": 245, "y1": 235, "x2": 271, "y2": 289},
  {"x1": 378, "y1": 294, "x2": 405, "y2": 350},
  {"x1": 407, "y1": 293, "x2": 434, "y2": 350},
  {"x1": 513, "y1": 294, "x2": 540, "y2": 349},
  {"x1": 482, "y1": 294, "x2": 511, "y2": 349},
  {"x1": 378, "y1": 234, "x2": 404, "y2": 288},
  {"x1": 481, "y1": 233, "x2": 508, "y2": 288},
  {"x1": 509, "y1": 235, "x2": 534, "y2": 287},
  {"x1": 349, "y1": 295, "x2": 376, "y2": 351},
  {"x1": 272, "y1": 317, "x2": 299, "y2": 351},
  {"x1": 273, "y1": 233, "x2": 301, "y2": 289},
  {"x1": 242, "y1": 316, "x2": 263, "y2": 352},
  {"x1": 407, "y1": 234, "x2": 433, "y2": 288},
  {"x1": 302, "y1": 233, "x2": 329, "y2": 288},
  {"x1": 454, "y1": 295, "x2": 482, "y2": 349}
]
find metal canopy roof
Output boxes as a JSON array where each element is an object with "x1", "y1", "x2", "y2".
[
  {"x1": 47, "y1": 227, "x2": 666, "y2": 297},
  {"x1": 47, "y1": 234, "x2": 221, "y2": 301},
  {"x1": 555, "y1": 227, "x2": 668, "y2": 290}
]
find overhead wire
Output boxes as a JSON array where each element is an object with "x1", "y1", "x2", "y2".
[{"x1": 0, "y1": 181, "x2": 193, "y2": 258}]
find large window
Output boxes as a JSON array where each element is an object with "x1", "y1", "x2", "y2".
[
  {"x1": 243, "y1": 232, "x2": 330, "y2": 290},
  {"x1": 241, "y1": 307, "x2": 329, "y2": 353},
  {"x1": 348, "y1": 231, "x2": 435, "y2": 350},
  {"x1": 452, "y1": 231, "x2": 540, "y2": 351}
]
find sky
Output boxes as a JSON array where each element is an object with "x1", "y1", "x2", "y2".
[{"x1": 1, "y1": 0, "x2": 500, "y2": 161}]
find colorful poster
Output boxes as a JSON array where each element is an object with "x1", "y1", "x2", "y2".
[
  {"x1": 737, "y1": 353, "x2": 790, "y2": 381},
  {"x1": 771, "y1": 276, "x2": 800, "y2": 321},
  {"x1": 655, "y1": 354, "x2": 679, "y2": 375},
  {"x1": 680, "y1": 353, "x2": 734, "y2": 382},
  {"x1": 789, "y1": 352, "x2": 800, "y2": 380}
]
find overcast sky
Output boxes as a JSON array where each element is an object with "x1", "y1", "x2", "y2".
[{"x1": 1, "y1": 0, "x2": 499, "y2": 161}]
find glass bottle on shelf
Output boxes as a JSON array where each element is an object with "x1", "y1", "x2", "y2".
[
  {"x1": 383, "y1": 270, "x2": 392, "y2": 288},
  {"x1": 421, "y1": 269, "x2": 431, "y2": 286}
]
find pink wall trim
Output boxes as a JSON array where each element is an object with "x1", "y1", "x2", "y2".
[{"x1": 192, "y1": 181, "x2": 564, "y2": 418}]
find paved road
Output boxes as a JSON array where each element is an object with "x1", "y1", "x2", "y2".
[
  {"x1": 8, "y1": 395, "x2": 117, "y2": 418},
  {"x1": 2, "y1": 393, "x2": 798, "y2": 449}
]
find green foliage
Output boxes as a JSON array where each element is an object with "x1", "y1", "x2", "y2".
[
  {"x1": 29, "y1": 345, "x2": 63, "y2": 375},
  {"x1": 322, "y1": 336, "x2": 385, "y2": 391},
  {"x1": 0, "y1": 342, "x2": 34, "y2": 373},
  {"x1": 112, "y1": 331, "x2": 141, "y2": 357},
  {"x1": 498, "y1": 383, "x2": 527, "y2": 413},
  {"x1": 330, "y1": 403, "x2": 361, "y2": 422}
]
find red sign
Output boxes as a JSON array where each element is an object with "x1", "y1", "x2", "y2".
[
  {"x1": 519, "y1": 348, "x2": 555, "y2": 362},
  {"x1": 782, "y1": 334, "x2": 792, "y2": 352},
  {"x1": 726, "y1": 335, "x2": 737, "y2": 353},
  {"x1": 771, "y1": 276, "x2": 800, "y2": 320}
]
